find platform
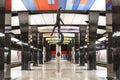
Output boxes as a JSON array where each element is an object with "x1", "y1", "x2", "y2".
[{"x1": 11, "y1": 60, "x2": 107, "y2": 80}]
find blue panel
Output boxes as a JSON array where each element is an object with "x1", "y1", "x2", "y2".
[
  {"x1": 83, "y1": 0, "x2": 95, "y2": 10},
  {"x1": 77, "y1": 4, "x2": 85, "y2": 10},
  {"x1": 58, "y1": 0, "x2": 66, "y2": 10},
  {"x1": 48, "y1": 0, "x2": 55, "y2": 4},
  {"x1": 72, "y1": 0, "x2": 80, "y2": 10},
  {"x1": 22, "y1": 0, "x2": 36, "y2": 10},
  {"x1": 106, "y1": 0, "x2": 112, "y2": 10},
  {"x1": 66, "y1": 0, "x2": 73, "y2": 10}
]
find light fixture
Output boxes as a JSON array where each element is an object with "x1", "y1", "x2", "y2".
[
  {"x1": 96, "y1": 41, "x2": 100, "y2": 44},
  {"x1": 30, "y1": 45, "x2": 33, "y2": 48},
  {"x1": 98, "y1": 37, "x2": 106, "y2": 42},
  {"x1": 113, "y1": 31, "x2": 120, "y2": 37},
  {"x1": 84, "y1": 45, "x2": 87, "y2": 48},
  {"x1": 0, "y1": 32, "x2": 5, "y2": 37},
  {"x1": 11, "y1": 37, "x2": 19, "y2": 42},
  {"x1": 17, "y1": 41, "x2": 22, "y2": 45}
]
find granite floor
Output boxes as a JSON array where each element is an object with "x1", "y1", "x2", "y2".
[{"x1": 11, "y1": 60, "x2": 107, "y2": 80}]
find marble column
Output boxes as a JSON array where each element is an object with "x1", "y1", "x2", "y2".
[
  {"x1": 111, "y1": 0, "x2": 120, "y2": 79},
  {"x1": 4, "y1": 1, "x2": 11, "y2": 77},
  {"x1": 18, "y1": 12, "x2": 30, "y2": 70},
  {"x1": 87, "y1": 12, "x2": 99, "y2": 70},
  {"x1": 45, "y1": 42, "x2": 51, "y2": 62},
  {"x1": 38, "y1": 33, "x2": 43, "y2": 64},
  {"x1": 75, "y1": 33, "x2": 79, "y2": 64},
  {"x1": 0, "y1": 0, "x2": 5, "y2": 79},
  {"x1": 66, "y1": 42, "x2": 72, "y2": 62},
  {"x1": 79, "y1": 26, "x2": 87, "y2": 66},
  {"x1": 106, "y1": 13, "x2": 114, "y2": 80},
  {"x1": 31, "y1": 26, "x2": 38, "y2": 66},
  {"x1": 56, "y1": 44, "x2": 61, "y2": 72}
]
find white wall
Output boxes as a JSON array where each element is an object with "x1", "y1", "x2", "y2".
[
  {"x1": 96, "y1": 49, "x2": 107, "y2": 63},
  {"x1": 11, "y1": 50, "x2": 21, "y2": 63}
]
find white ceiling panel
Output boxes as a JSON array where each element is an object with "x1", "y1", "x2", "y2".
[
  {"x1": 98, "y1": 16, "x2": 106, "y2": 26},
  {"x1": 63, "y1": 33, "x2": 75, "y2": 37},
  {"x1": 72, "y1": 14, "x2": 88, "y2": 25},
  {"x1": 12, "y1": 14, "x2": 106, "y2": 26},
  {"x1": 12, "y1": 16, "x2": 19, "y2": 26},
  {"x1": 62, "y1": 14, "x2": 75, "y2": 24},
  {"x1": 90, "y1": 0, "x2": 105, "y2": 11},
  {"x1": 42, "y1": 14, "x2": 55, "y2": 24},
  {"x1": 11, "y1": 29, "x2": 21, "y2": 34},
  {"x1": 12, "y1": 0, "x2": 27, "y2": 11},
  {"x1": 97, "y1": 29, "x2": 106, "y2": 34},
  {"x1": 30, "y1": 14, "x2": 45, "y2": 25}
]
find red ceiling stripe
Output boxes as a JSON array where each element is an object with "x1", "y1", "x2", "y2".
[
  {"x1": 34, "y1": 0, "x2": 51, "y2": 10},
  {"x1": 34, "y1": 0, "x2": 41, "y2": 10},
  {"x1": 48, "y1": 0, "x2": 58, "y2": 10},
  {"x1": 5, "y1": 0, "x2": 11, "y2": 11},
  {"x1": 80, "y1": 0, "x2": 87, "y2": 4}
]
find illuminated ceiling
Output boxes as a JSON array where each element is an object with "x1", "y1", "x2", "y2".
[{"x1": 11, "y1": 0, "x2": 109, "y2": 44}]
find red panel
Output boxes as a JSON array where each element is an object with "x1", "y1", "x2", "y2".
[
  {"x1": 48, "y1": 0, "x2": 58, "y2": 10},
  {"x1": 51, "y1": 50, "x2": 68, "y2": 55},
  {"x1": 80, "y1": 0, "x2": 87, "y2": 4},
  {"x1": 51, "y1": 50, "x2": 56, "y2": 54},
  {"x1": 61, "y1": 50, "x2": 68, "y2": 54},
  {"x1": 34, "y1": 0, "x2": 40, "y2": 9},
  {"x1": 5, "y1": 0, "x2": 11, "y2": 11},
  {"x1": 34, "y1": 0, "x2": 51, "y2": 10}
]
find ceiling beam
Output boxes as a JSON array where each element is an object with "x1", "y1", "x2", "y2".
[{"x1": 12, "y1": 10, "x2": 106, "y2": 16}]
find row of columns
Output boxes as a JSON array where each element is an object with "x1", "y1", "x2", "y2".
[
  {"x1": 73, "y1": 12, "x2": 99, "y2": 70},
  {"x1": 107, "y1": 0, "x2": 120, "y2": 80},
  {"x1": 0, "y1": 3, "x2": 44, "y2": 79}
]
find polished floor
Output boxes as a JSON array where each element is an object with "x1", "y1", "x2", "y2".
[{"x1": 11, "y1": 60, "x2": 107, "y2": 80}]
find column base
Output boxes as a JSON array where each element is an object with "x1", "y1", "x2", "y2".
[
  {"x1": 106, "y1": 77, "x2": 114, "y2": 80},
  {"x1": 80, "y1": 63, "x2": 85, "y2": 66},
  {"x1": 5, "y1": 77, "x2": 11, "y2": 80}
]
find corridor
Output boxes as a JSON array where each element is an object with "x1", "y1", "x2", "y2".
[{"x1": 11, "y1": 60, "x2": 107, "y2": 80}]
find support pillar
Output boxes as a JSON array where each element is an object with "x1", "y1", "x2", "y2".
[
  {"x1": 56, "y1": 44, "x2": 61, "y2": 73},
  {"x1": 4, "y1": 12, "x2": 11, "y2": 80},
  {"x1": 31, "y1": 26, "x2": 38, "y2": 66},
  {"x1": 43, "y1": 46, "x2": 46, "y2": 64},
  {"x1": 0, "y1": 0, "x2": 5, "y2": 79},
  {"x1": 45, "y1": 42, "x2": 51, "y2": 62},
  {"x1": 39, "y1": 33, "x2": 43, "y2": 64},
  {"x1": 74, "y1": 34, "x2": 78, "y2": 64},
  {"x1": 18, "y1": 12, "x2": 30, "y2": 70},
  {"x1": 87, "y1": 12, "x2": 99, "y2": 70},
  {"x1": 106, "y1": 13, "x2": 114, "y2": 80},
  {"x1": 79, "y1": 26, "x2": 87, "y2": 66},
  {"x1": 66, "y1": 42, "x2": 72, "y2": 61},
  {"x1": 71, "y1": 46, "x2": 75, "y2": 64},
  {"x1": 110, "y1": 1, "x2": 120, "y2": 79}
]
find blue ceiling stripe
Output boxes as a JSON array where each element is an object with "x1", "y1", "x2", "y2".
[
  {"x1": 22, "y1": 0, "x2": 36, "y2": 10},
  {"x1": 72, "y1": 0, "x2": 80, "y2": 10},
  {"x1": 58, "y1": 0, "x2": 66, "y2": 10},
  {"x1": 83, "y1": 0, "x2": 95, "y2": 10},
  {"x1": 77, "y1": 4, "x2": 85, "y2": 10},
  {"x1": 66, "y1": 0, "x2": 73, "y2": 10}
]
